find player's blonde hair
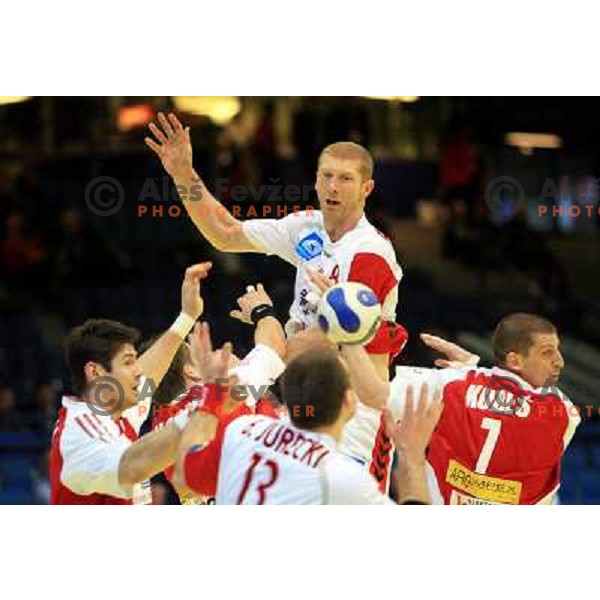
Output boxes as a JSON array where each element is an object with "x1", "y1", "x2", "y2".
[{"x1": 318, "y1": 141, "x2": 374, "y2": 181}]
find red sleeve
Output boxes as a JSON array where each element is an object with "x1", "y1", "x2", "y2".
[
  {"x1": 347, "y1": 252, "x2": 398, "y2": 304},
  {"x1": 183, "y1": 424, "x2": 225, "y2": 497},
  {"x1": 365, "y1": 321, "x2": 408, "y2": 356},
  {"x1": 347, "y1": 252, "x2": 406, "y2": 356}
]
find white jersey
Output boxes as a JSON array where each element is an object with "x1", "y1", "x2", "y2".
[
  {"x1": 184, "y1": 415, "x2": 391, "y2": 504},
  {"x1": 243, "y1": 210, "x2": 405, "y2": 489},
  {"x1": 213, "y1": 415, "x2": 392, "y2": 504},
  {"x1": 50, "y1": 396, "x2": 138, "y2": 504},
  {"x1": 242, "y1": 211, "x2": 402, "y2": 327}
]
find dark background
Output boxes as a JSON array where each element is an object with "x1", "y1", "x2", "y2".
[{"x1": 0, "y1": 96, "x2": 598, "y2": 504}]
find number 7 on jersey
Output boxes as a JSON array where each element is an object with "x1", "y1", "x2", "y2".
[{"x1": 475, "y1": 417, "x2": 502, "y2": 474}]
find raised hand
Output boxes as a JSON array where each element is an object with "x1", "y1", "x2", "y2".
[
  {"x1": 230, "y1": 283, "x2": 273, "y2": 325},
  {"x1": 420, "y1": 333, "x2": 480, "y2": 369},
  {"x1": 181, "y1": 262, "x2": 212, "y2": 320},
  {"x1": 383, "y1": 383, "x2": 443, "y2": 463},
  {"x1": 145, "y1": 112, "x2": 193, "y2": 179},
  {"x1": 189, "y1": 322, "x2": 234, "y2": 384}
]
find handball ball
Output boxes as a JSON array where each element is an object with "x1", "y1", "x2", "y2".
[{"x1": 317, "y1": 282, "x2": 382, "y2": 345}]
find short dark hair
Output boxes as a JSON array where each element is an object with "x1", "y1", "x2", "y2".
[
  {"x1": 141, "y1": 334, "x2": 191, "y2": 405},
  {"x1": 281, "y1": 349, "x2": 350, "y2": 430},
  {"x1": 65, "y1": 319, "x2": 140, "y2": 394},
  {"x1": 492, "y1": 313, "x2": 557, "y2": 366}
]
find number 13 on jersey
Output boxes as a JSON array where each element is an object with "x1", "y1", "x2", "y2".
[{"x1": 237, "y1": 453, "x2": 280, "y2": 504}]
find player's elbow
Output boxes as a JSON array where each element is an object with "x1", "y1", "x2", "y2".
[
  {"x1": 118, "y1": 452, "x2": 146, "y2": 488},
  {"x1": 171, "y1": 461, "x2": 189, "y2": 495}
]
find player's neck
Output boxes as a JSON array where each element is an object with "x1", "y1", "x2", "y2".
[
  {"x1": 324, "y1": 212, "x2": 363, "y2": 243},
  {"x1": 310, "y1": 421, "x2": 344, "y2": 444}
]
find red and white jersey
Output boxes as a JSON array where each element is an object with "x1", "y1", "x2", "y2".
[
  {"x1": 388, "y1": 366, "x2": 581, "y2": 505},
  {"x1": 242, "y1": 211, "x2": 402, "y2": 347},
  {"x1": 183, "y1": 407, "x2": 391, "y2": 504},
  {"x1": 243, "y1": 210, "x2": 407, "y2": 489},
  {"x1": 50, "y1": 396, "x2": 139, "y2": 505}
]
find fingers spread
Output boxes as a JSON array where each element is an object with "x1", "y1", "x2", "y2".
[
  {"x1": 149, "y1": 122, "x2": 168, "y2": 145},
  {"x1": 158, "y1": 112, "x2": 175, "y2": 136},
  {"x1": 168, "y1": 112, "x2": 184, "y2": 133},
  {"x1": 144, "y1": 137, "x2": 163, "y2": 154}
]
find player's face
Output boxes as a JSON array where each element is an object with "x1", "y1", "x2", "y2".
[
  {"x1": 107, "y1": 344, "x2": 144, "y2": 411},
  {"x1": 316, "y1": 156, "x2": 374, "y2": 230},
  {"x1": 511, "y1": 333, "x2": 564, "y2": 388}
]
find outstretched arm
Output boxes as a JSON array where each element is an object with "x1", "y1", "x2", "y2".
[
  {"x1": 145, "y1": 112, "x2": 257, "y2": 253},
  {"x1": 137, "y1": 262, "x2": 211, "y2": 389},
  {"x1": 230, "y1": 283, "x2": 286, "y2": 359}
]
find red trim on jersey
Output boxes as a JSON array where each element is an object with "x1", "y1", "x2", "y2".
[
  {"x1": 368, "y1": 414, "x2": 393, "y2": 493},
  {"x1": 83, "y1": 414, "x2": 109, "y2": 442},
  {"x1": 50, "y1": 407, "x2": 68, "y2": 504},
  {"x1": 50, "y1": 404, "x2": 132, "y2": 505},
  {"x1": 92, "y1": 414, "x2": 114, "y2": 440},
  {"x1": 74, "y1": 415, "x2": 96, "y2": 439},
  {"x1": 347, "y1": 252, "x2": 397, "y2": 305},
  {"x1": 365, "y1": 321, "x2": 408, "y2": 357},
  {"x1": 347, "y1": 252, "x2": 406, "y2": 357},
  {"x1": 118, "y1": 417, "x2": 138, "y2": 442}
]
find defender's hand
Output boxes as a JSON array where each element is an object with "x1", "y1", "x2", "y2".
[{"x1": 145, "y1": 112, "x2": 194, "y2": 180}]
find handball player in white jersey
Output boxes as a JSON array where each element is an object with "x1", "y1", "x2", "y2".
[
  {"x1": 146, "y1": 113, "x2": 408, "y2": 491},
  {"x1": 174, "y1": 347, "x2": 442, "y2": 505}
]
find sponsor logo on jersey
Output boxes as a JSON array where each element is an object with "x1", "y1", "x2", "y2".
[
  {"x1": 450, "y1": 490, "x2": 500, "y2": 505},
  {"x1": 295, "y1": 232, "x2": 324, "y2": 261},
  {"x1": 445, "y1": 459, "x2": 522, "y2": 504}
]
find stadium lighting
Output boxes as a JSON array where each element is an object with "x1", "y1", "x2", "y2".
[
  {"x1": 172, "y1": 96, "x2": 241, "y2": 125},
  {"x1": 505, "y1": 132, "x2": 563, "y2": 150},
  {"x1": 0, "y1": 96, "x2": 31, "y2": 105},
  {"x1": 362, "y1": 96, "x2": 420, "y2": 102}
]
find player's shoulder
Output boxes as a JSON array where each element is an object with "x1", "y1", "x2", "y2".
[
  {"x1": 280, "y1": 209, "x2": 323, "y2": 233},
  {"x1": 345, "y1": 216, "x2": 401, "y2": 276},
  {"x1": 394, "y1": 365, "x2": 470, "y2": 388},
  {"x1": 355, "y1": 216, "x2": 396, "y2": 253},
  {"x1": 224, "y1": 413, "x2": 275, "y2": 437},
  {"x1": 60, "y1": 396, "x2": 121, "y2": 447}
]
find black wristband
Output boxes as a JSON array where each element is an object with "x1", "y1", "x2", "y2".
[{"x1": 250, "y1": 304, "x2": 276, "y2": 325}]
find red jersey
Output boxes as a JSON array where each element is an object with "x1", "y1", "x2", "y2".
[{"x1": 388, "y1": 366, "x2": 580, "y2": 505}]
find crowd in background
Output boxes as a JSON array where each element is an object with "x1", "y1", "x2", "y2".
[{"x1": 1, "y1": 98, "x2": 599, "y2": 502}]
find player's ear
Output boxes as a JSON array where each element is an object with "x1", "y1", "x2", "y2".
[
  {"x1": 83, "y1": 361, "x2": 104, "y2": 384},
  {"x1": 363, "y1": 178, "x2": 375, "y2": 199},
  {"x1": 343, "y1": 388, "x2": 357, "y2": 417},
  {"x1": 504, "y1": 351, "x2": 523, "y2": 373}
]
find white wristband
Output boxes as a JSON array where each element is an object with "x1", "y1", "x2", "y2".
[{"x1": 170, "y1": 312, "x2": 196, "y2": 340}]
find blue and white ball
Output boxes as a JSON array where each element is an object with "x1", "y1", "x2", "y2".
[{"x1": 316, "y1": 282, "x2": 382, "y2": 345}]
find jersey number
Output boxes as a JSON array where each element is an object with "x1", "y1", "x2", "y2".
[
  {"x1": 475, "y1": 418, "x2": 502, "y2": 474},
  {"x1": 329, "y1": 265, "x2": 340, "y2": 284},
  {"x1": 237, "y1": 452, "x2": 280, "y2": 504}
]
